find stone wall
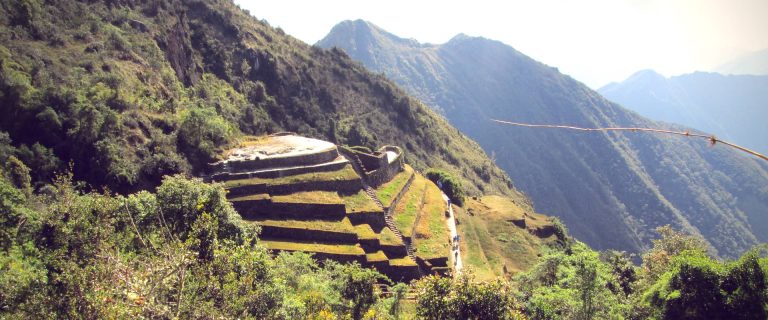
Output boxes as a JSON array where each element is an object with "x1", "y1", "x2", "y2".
[
  {"x1": 210, "y1": 160, "x2": 349, "y2": 181},
  {"x1": 339, "y1": 145, "x2": 405, "y2": 187},
  {"x1": 210, "y1": 147, "x2": 340, "y2": 173},
  {"x1": 358, "y1": 237, "x2": 381, "y2": 250},
  {"x1": 373, "y1": 264, "x2": 421, "y2": 283},
  {"x1": 267, "y1": 178, "x2": 362, "y2": 195},
  {"x1": 380, "y1": 243, "x2": 408, "y2": 257},
  {"x1": 347, "y1": 211, "x2": 386, "y2": 231},
  {"x1": 260, "y1": 226, "x2": 358, "y2": 243},
  {"x1": 367, "y1": 146, "x2": 404, "y2": 187},
  {"x1": 226, "y1": 183, "x2": 269, "y2": 197},
  {"x1": 270, "y1": 249, "x2": 366, "y2": 265},
  {"x1": 235, "y1": 201, "x2": 347, "y2": 220},
  {"x1": 226, "y1": 178, "x2": 362, "y2": 197}
]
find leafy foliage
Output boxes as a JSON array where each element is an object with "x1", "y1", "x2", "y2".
[
  {"x1": 0, "y1": 172, "x2": 410, "y2": 319},
  {"x1": 425, "y1": 168, "x2": 465, "y2": 205},
  {"x1": 415, "y1": 274, "x2": 522, "y2": 320}
]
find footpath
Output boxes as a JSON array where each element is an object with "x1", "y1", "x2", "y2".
[{"x1": 443, "y1": 193, "x2": 463, "y2": 274}]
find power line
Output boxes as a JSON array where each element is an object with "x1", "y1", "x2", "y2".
[{"x1": 491, "y1": 119, "x2": 768, "y2": 162}]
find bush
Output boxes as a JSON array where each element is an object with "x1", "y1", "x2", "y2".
[
  {"x1": 415, "y1": 274, "x2": 520, "y2": 320},
  {"x1": 177, "y1": 107, "x2": 237, "y2": 167},
  {"x1": 425, "y1": 169, "x2": 465, "y2": 205}
]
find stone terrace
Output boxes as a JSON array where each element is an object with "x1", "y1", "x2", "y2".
[{"x1": 207, "y1": 134, "x2": 452, "y2": 282}]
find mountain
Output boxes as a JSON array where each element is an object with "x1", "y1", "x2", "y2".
[
  {"x1": 0, "y1": 0, "x2": 520, "y2": 203},
  {"x1": 715, "y1": 48, "x2": 768, "y2": 75},
  {"x1": 318, "y1": 20, "x2": 768, "y2": 258},
  {"x1": 599, "y1": 70, "x2": 768, "y2": 155}
]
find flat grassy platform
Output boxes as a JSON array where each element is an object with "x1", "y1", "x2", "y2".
[
  {"x1": 365, "y1": 251, "x2": 388, "y2": 263},
  {"x1": 354, "y1": 223, "x2": 378, "y2": 241},
  {"x1": 223, "y1": 164, "x2": 359, "y2": 188},
  {"x1": 227, "y1": 193, "x2": 271, "y2": 202},
  {"x1": 260, "y1": 239, "x2": 365, "y2": 256},
  {"x1": 392, "y1": 175, "x2": 428, "y2": 238},
  {"x1": 250, "y1": 216, "x2": 356, "y2": 234},
  {"x1": 340, "y1": 190, "x2": 382, "y2": 213},
  {"x1": 379, "y1": 227, "x2": 403, "y2": 247},
  {"x1": 413, "y1": 181, "x2": 450, "y2": 261},
  {"x1": 271, "y1": 191, "x2": 343, "y2": 204},
  {"x1": 374, "y1": 165, "x2": 414, "y2": 208},
  {"x1": 388, "y1": 257, "x2": 418, "y2": 267},
  {"x1": 454, "y1": 195, "x2": 554, "y2": 280}
]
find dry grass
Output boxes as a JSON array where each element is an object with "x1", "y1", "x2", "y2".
[
  {"x1": 271, "y1": 191, "x2": 343, "y2": 204},
  {"x1": 413, "y1": 181, "x2": 450, "y2": 260},
  {"x1": 392, "y1": 175, "x2": 428, "y2": 238},
  {"x1": 454, "y1": 195, "x2": 555, "y2": 281}
]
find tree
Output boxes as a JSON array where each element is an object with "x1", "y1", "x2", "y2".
[
  {"x1": 601, "y1": 250, "x2": 638, "y2": 296},
  {"x1": 332, "y1": 262, "x2": 384, "y2": 320},
  {"x1": 643, "y1": 251, "x2": 727, "y2": 319},
  {"x1": 4, "y1": 156, "x2": 31, "y2": 193},
  {"x1": 515, "y1": 243, "x2": 626, "y2": 320},
  {"x1": 416, "y1": 275, "x2": 456, "y2": 320},
  {"x1": 641, "y1": 225, "x2": 708, "y2": 284},
  {"x1": 722, "y1": 249, "x2": 767, "y2": 319},
  {"x1": 635, "y1": 227, "x2": 767, "y2": 320},
  {"x1": 416, "y1": 274, "x2": 520, "y2": 320}
]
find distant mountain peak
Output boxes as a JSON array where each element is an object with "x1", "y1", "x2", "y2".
[
  {"x1": 628, "y1": 69, "x2": 663, "y2": 79},
  {"x1": 319, "y1": 19, "x2": 419, "y2": 49}
]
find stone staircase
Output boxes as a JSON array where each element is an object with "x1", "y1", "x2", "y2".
[
  {"x1": 345, "y1": 152, "x2": 423, "y2": 276},
  {"x1": 362, "y1": 183, "x2": 420, "y2": 272}
]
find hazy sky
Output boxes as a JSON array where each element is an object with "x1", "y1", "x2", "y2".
[{"x1": 234, "y1": 0, "x2": 768, "y2": 88}]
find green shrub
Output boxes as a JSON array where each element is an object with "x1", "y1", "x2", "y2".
[
  {"x1": 425, "y1": 169, "x2": 465, "y2": 205},
  {"x1": 177, "y1": 107, "x2": 236, "y2": 167}
]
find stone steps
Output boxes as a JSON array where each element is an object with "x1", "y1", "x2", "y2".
[{"x1": 348, "y1": 152, "x2": 423, "y2": 276}]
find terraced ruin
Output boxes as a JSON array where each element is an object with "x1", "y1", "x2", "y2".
[{"x1": 208, "y1": 133, "x2": 451, "y2": 281}]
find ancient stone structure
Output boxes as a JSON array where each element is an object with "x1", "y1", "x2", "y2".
[
  {"x1": 209, "y1": 133, "x2": 347, "y2": 181},
  {"x1": 338, "y1": 145, "x2": 405, "y2": 187},
  {"x1": 206, "y1": 134, "x2": 442, "y2": 282}
]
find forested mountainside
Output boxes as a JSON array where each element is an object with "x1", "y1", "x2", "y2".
[
  {"x1": 0, "y1": 0, "x2": 520, "y2": 202},
  {"x1": 599, "y1": 70, "x2": 768, "y2": 155},
  {"x1": 318, "y1": 20, "x2": 768, "y2": 258}
]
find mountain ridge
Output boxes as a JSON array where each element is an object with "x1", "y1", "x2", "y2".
[
  {"x1": 318, "y1": 20, "x2": 768, "y2": 258},
  {"x1": 599, "y1": 70, "x2": 768, "y2": 155}
]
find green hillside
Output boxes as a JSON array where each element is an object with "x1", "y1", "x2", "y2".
[
  {"x1": 318, "y1": 20, "x2": 768, "y2": 258},
  {"x1": 0, "y1": 0, "x2": 518, "y2": 202}
]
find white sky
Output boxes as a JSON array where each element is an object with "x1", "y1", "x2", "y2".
[{"x1": 234, "y1": 0, "x2": 768, "y2": 88}]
